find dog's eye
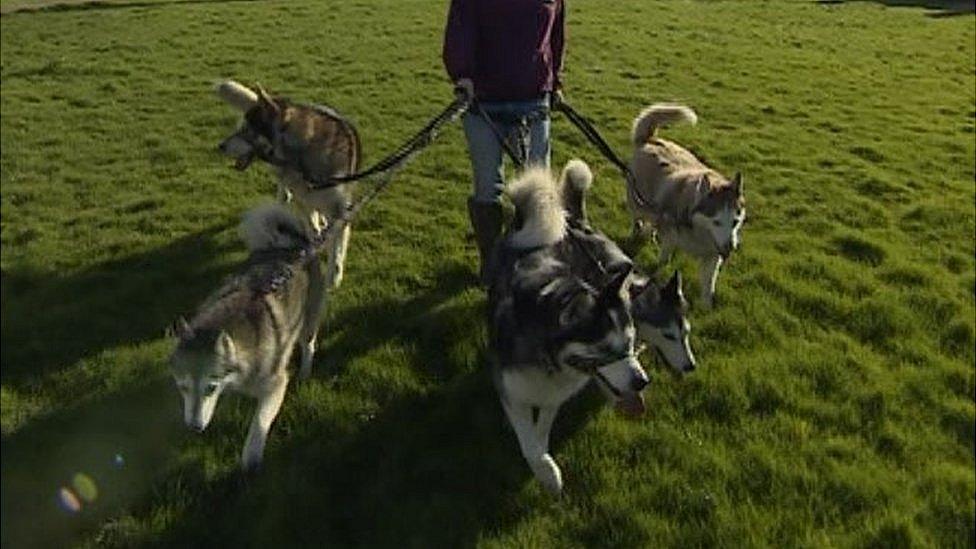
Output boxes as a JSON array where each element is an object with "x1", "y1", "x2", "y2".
[
  {"x1": 204, "y1": 382, "x2": 219, "y2": 396},
  {"x1": 712, "y1": 220, "x2": 722, "y2": 227},
  {"x1": 663, "y1": 333, "x2": 678, "y2": 341}
]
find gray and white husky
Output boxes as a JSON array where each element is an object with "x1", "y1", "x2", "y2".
[
  {"x1": 629, "y1": 104, "x2": 746, "y2": 308},
  {"x1": 487, "y1": 160, "x2": 696, "y2": 494},
  {"x1": 169, "y1": 205, "x2": 327, "y2": 472},
  {"x1": 215, "y1": 80, "x2": 361, "y2": 290}
]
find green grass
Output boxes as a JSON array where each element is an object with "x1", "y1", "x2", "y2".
[{"x1": 2, "y1": 0, "x2": 974, "y2": 547}]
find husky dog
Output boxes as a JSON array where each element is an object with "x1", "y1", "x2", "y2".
[
  {"x1": 560, "y1": 160, "x2": 697, "y2": 375},
  {"x1": 487, "y1": 160, "x2": 696, "y2": 494},
  {"x1": 629, "y1": 104, "x2": 745, "y2": 308},
  {"x1": 169, "y1": 205, "x2": 327, "y2": 472},
  {"x1": 215, "y1": 80, "x2": 361, "y2": 289}
]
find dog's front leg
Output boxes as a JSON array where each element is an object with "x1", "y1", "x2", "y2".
[
  {"x1": 699, "y1": 255, "x2": 723, "y2": 309},
  {"x1": 503, "y1": 400, "x2": 563, "y2": 495},
  {"x1": 276, "y1": 183, "x2": 293, "y2": 204},
  {"x1": 241, "y1": 374, "x2": 289, "y2": 473},
  {"x1": 324, "y1": 221, "x2": 351, "y2": 290},
  {"x1": 299, "y1": 265, "x2": 328, "y2": 380}
]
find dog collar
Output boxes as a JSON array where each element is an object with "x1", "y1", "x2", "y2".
[{"x1": 545, "y1": 347, "x2": 629, "y2": 398}]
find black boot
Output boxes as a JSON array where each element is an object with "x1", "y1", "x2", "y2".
[{"x1": 467, "y1": 198, "x2": 504, "y2": 285}]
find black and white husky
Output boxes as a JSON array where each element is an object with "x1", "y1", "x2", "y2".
[{"x1": 487, "y1": 160, "x2": 696, "y2": 494}]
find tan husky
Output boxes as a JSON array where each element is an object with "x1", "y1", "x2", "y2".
[
  {"x1": 628, "y1": 104, "x2": 745, "y2": 308},
  {"x1": 170, "y1": 205, "x2": 327, "y2": 472},
  {"x1": 215, "y1": 80, "x2": 361, "y2": 289}
]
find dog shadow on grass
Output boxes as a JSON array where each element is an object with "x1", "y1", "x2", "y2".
[
  {"x1": 0, "y1": 378, "x2": 184, "y2": 549},
  {"x1": 1, "y1": 260, "x2": 605, "y2": 547},
  {"x1": 1, "y1": 222, "x2": 238, "y2": 389},
  {"x1": 0, "y1": 0, "x2": 261, "y2": 16},
  {"x1": 143, "y1": 263, "x2": 603, "y2": 547},
  {"x1": 1, "y1": 223, "x2": 245, "y2": 547},
  {"x1": 814, "y1": 0, "x2": 974, "y2": 16}
]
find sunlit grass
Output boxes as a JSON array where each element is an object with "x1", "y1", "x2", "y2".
[{"x1": 1, "y1": 0, "x2": 973, "y2": 546}]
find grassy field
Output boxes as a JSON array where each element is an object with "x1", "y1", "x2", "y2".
[{"x1": 1, "y1": 0, "x2": 974, "y2": 547}]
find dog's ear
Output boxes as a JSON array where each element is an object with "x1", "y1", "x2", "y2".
[
  {"x1": 660, "y1": 271, "x2": 684, "y2": 306},
  {"x1": 253, "y1": 83, "x2": 280, "y2": 115},
  {"x1": 600, "y1": 265, "x2": 633, "y2": 304},
  {"x1": 215, "y1": 331, "x2": 237, "y2": 361},
  {"x1": 731, "y1": 172, "x2": 743, "y2": 195},
  {"x1": 630, "y1": 276, "x2": 659, "y2": 307},
  {"x1": 167, "y1": 317, "x2": 193, "y2": 340},
  {"x1": 558, "y1": 292, "x2": 595, "y2": 328}
]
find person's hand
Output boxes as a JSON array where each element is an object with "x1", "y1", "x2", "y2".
[
  {"x1": 454, "y1": 78, "x2": 475, "y2": 101},
  {"x1": 551, "y1": 89, "x2": 565, "y2": 109}
]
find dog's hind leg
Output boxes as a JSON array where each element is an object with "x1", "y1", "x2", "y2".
[
  {"x1": 699, "y1": 255, "x2": 723, "y2": 309},
  {"x1": 502, "y1": 400, "x2": 563, "y2": 495},
  {"x1": 241, "y1": 373, "x2": 289, "y2": 473},
  {"x1": 656, "y1": 230, "x2": 676, "y2": 266}
]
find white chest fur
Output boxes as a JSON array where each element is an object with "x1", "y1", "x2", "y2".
[{"x1": 501, "y1": 366, "x2": 590, "y2": 408}]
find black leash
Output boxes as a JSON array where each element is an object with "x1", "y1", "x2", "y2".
[
  {"x1": 472, "y1": 102, "x2": 549, "y2": 169},
  {"x1": 304, "y1": 96, "x2": 471, "y2": 190},
  {"x1": 298, "y1": 96, "x2": 471, "y2": 252},
  {"x1": 544, "y1": 346, "x2": 630, "y2": 398},
  {"x1": 553, "y1": 101, "x2": 659, "y2": 215}
]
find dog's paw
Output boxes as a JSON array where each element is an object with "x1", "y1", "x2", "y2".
[
  {"x1": 299, "y1": 345, "x2": 315, "y2": 380},
  {"x1": 240, "y1": 454, "x2": 263, "y2": 477},
  {"x1": 533, "y1": 454, "x2": 564, "y2": 496},
  {"x1": 241, "y1": 446, "x2": 264, "y2": 476}
]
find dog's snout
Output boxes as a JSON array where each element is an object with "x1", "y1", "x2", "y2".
[
  {"x1": 188, "y1": 421, "x2": 206, "y2": 434},
  {"x1": 630, "y1": 376, "x2": 649, "y2": 392},
  {"x1": 683, "y1": 362, "x2": 697, "y2": 374}
]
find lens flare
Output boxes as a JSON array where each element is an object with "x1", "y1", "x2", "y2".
[
  {"x1": 71, "y1": 473, "x2": 98, "y2": 503},
  {"x1": 57, "y1": 487, "x2": 82, "y2": 513}
]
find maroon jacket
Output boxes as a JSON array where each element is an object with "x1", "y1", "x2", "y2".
[{"x1": 443, "y1": 0, "x2": 565, "y2": 102}]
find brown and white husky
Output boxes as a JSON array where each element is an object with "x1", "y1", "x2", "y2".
[
  {"x1": 628, "y1": 104, "x2": 745, "y2": 308},
  {"x1": 215, "y1": 80, "x2": 361, "y2": 290}
]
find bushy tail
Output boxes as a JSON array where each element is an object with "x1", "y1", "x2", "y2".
[
  {"x1": 215, "y1": 79, "x2": 259, "y2": 112},
  {"x1": 631, "y1": 104, "x2": 697, "y2": 146},
  {"x1": 559, "y1": 159, "x2": 592, "y2": 223},
  {"x1": 507, "y1": 168, "x2": 566, "y2": 249},
  {"x1": 239, "y1": 204, "x2": 311, "y2": 252}
]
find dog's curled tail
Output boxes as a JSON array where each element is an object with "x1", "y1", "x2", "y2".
[
  {"x1": 508, "y1": 168, "x2": 566, "y2": 249},
  {"x1": 560, "y1": 159, "x2": 592, "y2": 223},
  {"x1": 239, "y1": 204, "x2": 311, "y2": 252},
  {"x1": 215, "y1": 79, "x2": 259, "y2": 112},
  {"x1": 631, "y1": 104, "x2": 697, "y2": 145}
]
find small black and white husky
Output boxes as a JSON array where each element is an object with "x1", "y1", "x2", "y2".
[{"x1": 487, "y1": 159, "x2": 697, "y2": 494}]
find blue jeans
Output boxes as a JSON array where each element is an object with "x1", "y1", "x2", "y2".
[{"x1": 463, "y1": 96, "x2": 551, "y2": 204}]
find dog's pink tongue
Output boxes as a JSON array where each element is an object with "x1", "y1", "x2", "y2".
[{"x1": 615, "y1": 392, "x2": 646, "y2": 419}]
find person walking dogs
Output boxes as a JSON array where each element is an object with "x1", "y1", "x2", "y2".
[{"x1": 443, "y1": 0, "x2": 566, "y2": 283}]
